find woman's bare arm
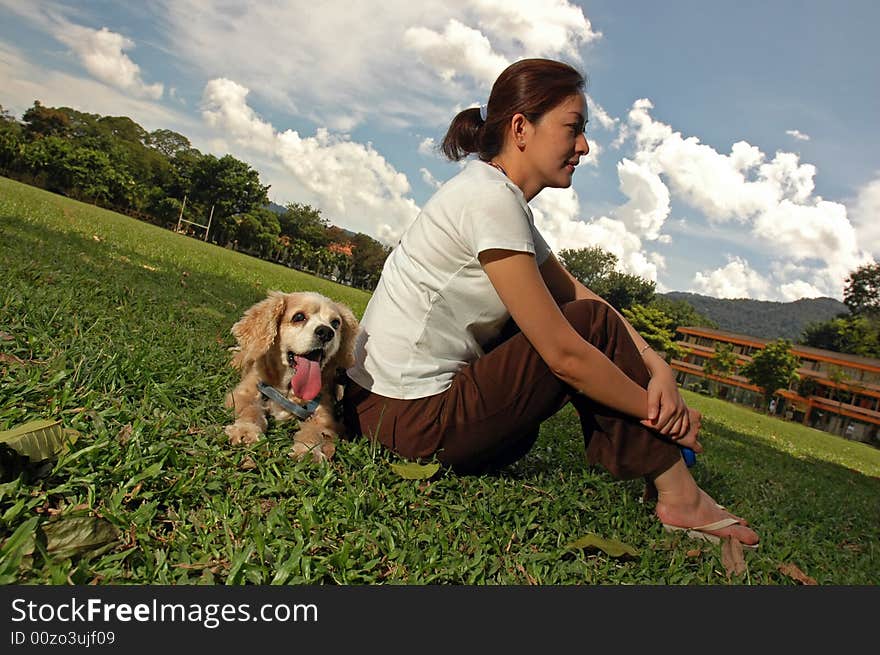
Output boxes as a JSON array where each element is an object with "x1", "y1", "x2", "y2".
[
  {"x1": 481, "y1": 249, "x2": 698, "y2": 447},
  {"x1": 479, "y1": 249, "x2": 651, "y2": 420}
]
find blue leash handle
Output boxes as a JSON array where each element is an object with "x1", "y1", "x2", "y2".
[{"x1": 681, "y1": 446, "x2": 697, "y2": 467}]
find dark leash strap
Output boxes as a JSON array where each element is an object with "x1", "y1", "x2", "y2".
[{"x1": 257, "y1": 381, "x2": 320, "y2": 420}]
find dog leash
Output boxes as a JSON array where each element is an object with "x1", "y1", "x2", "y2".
[{"x1": 257, "y1": 381, "x2": 320, "y2": 420}]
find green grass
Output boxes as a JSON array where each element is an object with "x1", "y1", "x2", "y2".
[{"x1": 1, "y1": 176, "x2": 878, "y2": 585}]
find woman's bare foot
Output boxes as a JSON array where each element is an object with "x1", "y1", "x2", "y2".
[{"x1": 651, "y1": 460, "x2": 759, "y2": 546}]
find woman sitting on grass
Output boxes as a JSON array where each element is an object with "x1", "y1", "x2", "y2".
[{"x1": 343, "y1": 58, "x2": 759, "y2": 548}]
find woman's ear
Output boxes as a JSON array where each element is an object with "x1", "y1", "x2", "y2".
[
  {"x1": 511, "y1": 113, "x2": 529, "y2": 150},
  {"x1": 230, "y1": 291, "x2": 287, "y2": 368}
]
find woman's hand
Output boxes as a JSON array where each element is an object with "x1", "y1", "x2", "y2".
[{"x1": 639, "y1": 370, "x2": 699, "y2": 443}]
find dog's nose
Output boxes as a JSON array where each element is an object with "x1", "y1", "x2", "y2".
[{"x1": 315, "y1": 325, "x2": 334, "y2": 343}]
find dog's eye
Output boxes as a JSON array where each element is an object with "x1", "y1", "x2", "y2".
[
  {"x1": 292, "y1": 312, "x2": 306, "y2": 323},
  {"x1": 330, "y1": 319, "x2": 341, "y2": 329}
]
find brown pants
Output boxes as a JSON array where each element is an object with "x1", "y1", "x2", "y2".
[{"x1": 342, "y1": 299, "x2": 682, "y2": 480}]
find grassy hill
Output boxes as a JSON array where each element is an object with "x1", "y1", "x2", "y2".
[
  {"x1": 662, "y1": 291, "x2": 848, "y2": 340},
  {"x1": 1, "y1": 176, "x2": 878, "y2": 585}
]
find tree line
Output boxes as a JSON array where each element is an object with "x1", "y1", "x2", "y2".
[
  {"x1": 2, "y1": 99, "x2": 876, "y2": 360},
  {"x1": 0, "y1": 101, "x2": 390, "y2": 290}
]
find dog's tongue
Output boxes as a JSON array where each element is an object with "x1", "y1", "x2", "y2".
[{"x1": 291, "y1": 355, "x2": 322, "y2": 401}]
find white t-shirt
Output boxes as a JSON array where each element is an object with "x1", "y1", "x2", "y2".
[{"x1": 347, "y1": 159, "x2": 552, "y2": 399}]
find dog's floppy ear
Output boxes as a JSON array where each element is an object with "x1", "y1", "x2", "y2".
[
  {"x1": 230, "y1": 291, "x2": 288, "y2": 369},
  {"x1": 330, "y1": 302, "x2": 359, "y2": 370}
]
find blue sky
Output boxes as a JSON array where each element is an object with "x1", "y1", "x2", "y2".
[{"x1": 1, "y1": 0, "x2": 878, "y2": 301}]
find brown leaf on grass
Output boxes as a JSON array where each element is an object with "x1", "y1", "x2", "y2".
[
  {"x1": 515, "y1": 562, "x2": 538, "y2": 585},
  {"x1": 686, "y1": 548, "x2": 703, "y2": 558},
  {"x1": 721, "y1": 537, "x2": 747, "y2": 578},
  {"x1": 0, "y1": 353, "x2": 25, "y2": 365},
  {"x1": 240, "y1": 456, "x2": 257, "y2": 471},
  {"x1": 0, "y1": 331, "x2": 13, "y2": 341},
  {"x1": 117, "y1": 424, "x2": 133, "y2": 445},
  {"x1": 778, "y1": 563, "x2": 818, "y2": 585}
]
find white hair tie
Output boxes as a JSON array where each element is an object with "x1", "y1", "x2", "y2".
[{"x1": 479, "y1": 104, "x2": 488, "y2": 122}]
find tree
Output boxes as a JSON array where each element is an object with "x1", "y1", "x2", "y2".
[
  {"x1": 827, "y1": 366, "x2": 850, "y2": 414},
  {"x1": 558, "y1": 246, "x2": 617, "y2": 288},
  {"x1": 0, "y1": 106, "x2": 23, "y2": 174},
  {"x1": 186, "y1": 154, "x2": 270, "y2": 243},
  {"x1": 0, "y1": 104, "x2": 18, "y2": 126},
  {"x1": 229, "y1": 207, "x2": 280, "y2": 255},
  {"x1": 350, "y1": 232, "x2": 391, "y2": 290},
  {"x1": 558, "y1": 246, "x2": 655, "y2": 311},
  {"x1": 621, "y1": 304, "x2": 680, "y2": 360},
  {"x1": 844, "y1": 263, "x2": 880, "y2": 316},
  {"x1": 800, "y1": 315, "x2": 880, "y2": 358},
  {"x1": 740, "y1": 339, "x2": 801, "y2": 411},
  {"x1": 21, "y1": 101, "x2": 71, "y2": 138},
  {"x1": 702, "y1": 342, "x2": 738, "y2": 397},
  {"x1": 278, "y1": 202, "x2": 331, "y2": 248},
  {"x1": 147, "y1": 129, "x2": 191, "y2": 159},
  {"x1": 602, "y1": 271, "x2": 656, "y2": 311}
]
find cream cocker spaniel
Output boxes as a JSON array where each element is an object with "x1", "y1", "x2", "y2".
[{"x1": 224, "y1": 291, "x2": 358, "y2": 461}]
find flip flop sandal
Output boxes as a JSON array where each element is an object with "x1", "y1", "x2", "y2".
[{"x1": 663, "y1": 518, "x2": 760, "y2": 550}]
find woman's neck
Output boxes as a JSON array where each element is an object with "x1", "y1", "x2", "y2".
[{"x1": 487, "y1": 156, "x2": 541, "y2": 202}]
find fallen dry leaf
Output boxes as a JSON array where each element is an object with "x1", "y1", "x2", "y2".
[
  {"x1": 686, "y1": 548, "x2": 703, "y2": 558},
  {"x1": 117, "y1": 424, "x2": 133, "y2": 445},
  {"x1": 515, "y1": 562, "x2": 538, "y2": 585},
  {"x1": 778, "y1": 562, "x2": 818, "y2": 585},
  {"x1": 721, "y1": 537, "x2": 747, "y2": 578},
  {"x1": 240, "y1": 456, "x2": 257, "y2": 471},
  {"x1": 0, "y1": 331, "x2": 13, "y2": 341}
]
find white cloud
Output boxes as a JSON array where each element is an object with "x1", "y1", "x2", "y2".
[
  {"x1": 613, "y1": 158, "x2": 670, "y2": 240},
  {"x1": 200, "y1": 78, "x2": 419, "y2": 243},
  {"x1": 587, "y1": 95, "x2": 617, "y2": 131},
  {"x1": 624, "y1": 98, "x2": 871, "y2": 299},
  {"x1": 404, "y1": 20, "x2": 510, "y2": 87},
  {"x1": 472, "y1": 0, "x2": 601, "y2": 60},
  {"x1": 849, "y1": 175, "x2": 880, "y2": 257},
  {"x1": 786, "y1": 129, "x2": 811, "y2": 141},
  {"x1": 159, "y1": 0, "x2": 598, "y2": 130},
  {"x1": 202, "y1": 78, "x2": 275, "y2": 152},
  {"x1": 420, "y1": 167, "x2": 442, "y2": 189},
  {"x1": 418, "y1": 137, "x2": 438, "y2": 157},
  {"x1": 531, "y1": 187, "x2": 661, "y2": 282},
  {"x1": 0, "y1": 1, "x2": 164, "y2": 99},
  {"x1": 54, "y1": 26, "x2": 163, "y2": 99},
  {"x1": 779, "y1": 280, "x2": 825, "y2": 301},
  {"x1": 0, "y1": 41, "x2": 187, "y2": 132},
  {"x1": 692, "y1": 257, "x2": 772, "y2": 300}
]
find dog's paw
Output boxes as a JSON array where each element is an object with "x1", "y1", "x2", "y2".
[
  {"x1": 225, "y1": 422, "x2": 263, "y2": 446},
  {"x1": 289, "y1": 440, "x2": 328, "y2": 462},
  {"x1": 289, "y1": 427, "x2": 336, "y2": 463}
]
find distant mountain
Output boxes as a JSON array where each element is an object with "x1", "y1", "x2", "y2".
[
  {"x1": 266, "y1": 200, "x2": 288, "y2": 215},
  {"x1": 661, "y1": 292, "x2": 848, "y2": 341}
]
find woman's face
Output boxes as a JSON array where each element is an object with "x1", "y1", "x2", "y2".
[{"x1": 522, "y1": 93, "x2": 590, "y2": 191}]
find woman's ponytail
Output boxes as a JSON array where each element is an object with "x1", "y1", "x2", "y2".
[{"x1": 441, "y1": 106, "x2": 484, "y2": 161}]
